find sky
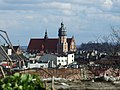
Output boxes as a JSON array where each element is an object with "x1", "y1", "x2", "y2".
[{"x1": 0, "y1": 0, "x2": 120, "y2": 46}]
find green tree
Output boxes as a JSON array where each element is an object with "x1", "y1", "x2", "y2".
[{"x1": 0, "y1": 73, "x2": 45, "y2": 90}]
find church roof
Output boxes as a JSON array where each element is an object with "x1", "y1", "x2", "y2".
[{"x1": 27, "y1": 38, "x2": 72, "y2": 53}]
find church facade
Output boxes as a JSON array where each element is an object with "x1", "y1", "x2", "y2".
[{"x1": 27, "y1": 22, "x2": 76, "y2": 54}]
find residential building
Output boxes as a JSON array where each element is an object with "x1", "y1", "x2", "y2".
[
  {"x1": 6, "y1": 45, "x2": 22, "y2": 55},
  {"x1": 39, "y1": 53, "x2": 74, "y2": 68},
  {"x1": 27, "y1": 60, "x2": 48, "y2": 68}
]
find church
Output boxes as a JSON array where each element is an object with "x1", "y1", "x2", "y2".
[{"x1": 27, "y1": 22, "x2": 76, "y2": 54}]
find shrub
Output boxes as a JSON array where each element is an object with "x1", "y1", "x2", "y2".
[{"x1": 0, "y1": 73, "x2": 45, "y2": 90}]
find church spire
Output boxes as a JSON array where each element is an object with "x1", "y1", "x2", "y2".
[
  {"x1": 61, "y1": 21, "x2": 64, "y2": 28},
  {"x1": 72, "y1": 35, "x2": 74, "y2": 39},
  {"x1": 57, "y1": 22, "x2": 68, "y2": 53},
  {"x1": 58, "y1": 22, "x2": 67, "y2": 37},
  {"x1": 44, "y1": 29, "x2": 48, "y2": 39}
]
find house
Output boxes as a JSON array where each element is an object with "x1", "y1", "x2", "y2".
[
  {"x1": 5, "y1": 45, "x2": 22, "y2": 55},
  {"x1": 27, "y1": 60, "x2": 48, "y2": 68},
  {"x1": 27, "y1": 22, "x2": 76, "y2": 54},
  {"x1": 0, "y1": 45, "x2": 22, "y2": 62},
  {"x1": 39, "y1": 53, "x2": 74, "y2": 68}
]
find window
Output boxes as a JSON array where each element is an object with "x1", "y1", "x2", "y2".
[
  {"x1": 58, "y1": 60, "x2": 60, "y2": 62},
  {"x1": 62, "y1": 60, "x2": 63, "y2": 62},
  {"x1": 72, "y1": 55, "x2": 73, "y2": 57}
]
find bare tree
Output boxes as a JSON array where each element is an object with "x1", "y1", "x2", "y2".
[{"x1": 101, "y1": 26, "x2": 120, "y2": 56}]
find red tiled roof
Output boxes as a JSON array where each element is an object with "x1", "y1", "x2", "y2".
[
  {"x1": 2, "y1": 63, "x2": 16, "y2": 68},
  {"x1": 27, "y1": 39, "x2": 45, "y2": 50},
  {"x1": 27, "y1": 38, "x2": 72, "y2": 53}
]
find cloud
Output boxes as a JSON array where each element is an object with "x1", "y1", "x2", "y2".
[
  {"x1": 40, "y1": 2, "x2": 71, "y2": 10},
  {"x1": 0, "y1": 20, "x2": 21, "y2": 30},
  {"x1": 0, "y1": 1, "x2": 72, "y2": 11},
  {"x1": 102, "y1": 0, "x2": 113, "y2": 9},
  {"x1": 0, "y1": 0, "x2": 119, "y2": 45},
  {"x1": 4, "y1": 0, "x2": 51, "y2": 4}
]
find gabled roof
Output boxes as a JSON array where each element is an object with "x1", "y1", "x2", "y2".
[
  {"x1": 27, "y1": 39, "x2": 45, "y2": 50},
  {"x1": 44, "y1": 38, "x2": 58, "y2": 52},
  {"x1": 27, "y1": 38, "x2": 72, "y2": 53}
]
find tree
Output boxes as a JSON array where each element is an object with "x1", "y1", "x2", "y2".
[
  {"x1": 101, "y1": 27, "x2": 120, "y2": 56},
  {"x1": 0, "y1": 73, "x2": 45, "y2": 90}
]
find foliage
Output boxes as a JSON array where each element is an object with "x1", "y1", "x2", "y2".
[{"x1": 0, "y1": 73, "x2": 45, "y2": 90}]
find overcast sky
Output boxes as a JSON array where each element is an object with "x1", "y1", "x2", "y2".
[{"x1": 0, "y1": 0, "x2": 120, "y2": 46}]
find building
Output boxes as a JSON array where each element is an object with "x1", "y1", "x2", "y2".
[
  {"x1": 6, "y1": 45, "x2": 22, "y2": 55},
  {"x1": 0, "y1": 45, "x2": 22, "y2": 62},
  {"x1": 57, "y1": 22, "x2": 68, "y2": 53},
  {"x1": 27, "y1": 22, "x2": 76, "y2": 54},
  {"x1": 27, "y1": 61, "x2": 48, "y2": 68},
  {"x1": 56, "y1": 53, "x2": 74, "y2": 66},
  {"x1": 39, "y1": 53, "x2": 74, "y2": 68}
]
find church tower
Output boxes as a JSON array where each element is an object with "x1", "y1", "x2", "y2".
[
  {"x1": 44, "y1": 29, "x2": 48, "y2": 39},
  {"x1": 57, "y1": 22, "x2": 68, "y2": 53}
]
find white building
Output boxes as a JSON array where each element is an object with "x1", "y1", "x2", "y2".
[
  {"x1": 56, "y1": 53, "x2": 74, "y2": 66},
  {"x1": 56, "y1": 55, "x2": 67, "y2": 66},
  {"x1": 39, "y1": 53, "x2": 74, "y2": 68},
  {"x1": 27, "y1": 60, "x2": 48, "y2": 68},
  {"x1": 67, "y1": 53, "x2": 74, "y2": 64}
]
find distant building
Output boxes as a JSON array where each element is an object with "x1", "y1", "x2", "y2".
[
  {"x1": 39, "y1": 53, "x2": 74, "y2": 68},
  {"x1": 27, "y1": 61, "x2": 48, "y2": 69},
  {"x1": 56, "y1": 53, "x2": 74, "y2": 66},
  {"x1": 6, "y1": 46, "x2": 22, "y2": 55},
  {"x1": 27, "y1": 22, "x2": 76, "y2": 54}
]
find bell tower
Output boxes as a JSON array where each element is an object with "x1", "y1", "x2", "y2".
[
  {"x1": 44, "y1": 29, "x2": 48, "y2": 39},
  {"x1": 57, "y1": 22, "x2": 68, "y2": 53}
]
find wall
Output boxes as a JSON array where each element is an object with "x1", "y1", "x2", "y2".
[
  {"x1": 28, "y1": 62, "x2": 48, "y2": 68},
  {"x1": 67, "y1": 53, "x2": 74, "y2": 65},
  {"x1": 57, "y1": 56, "x2": 67, "y2": 66}
]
